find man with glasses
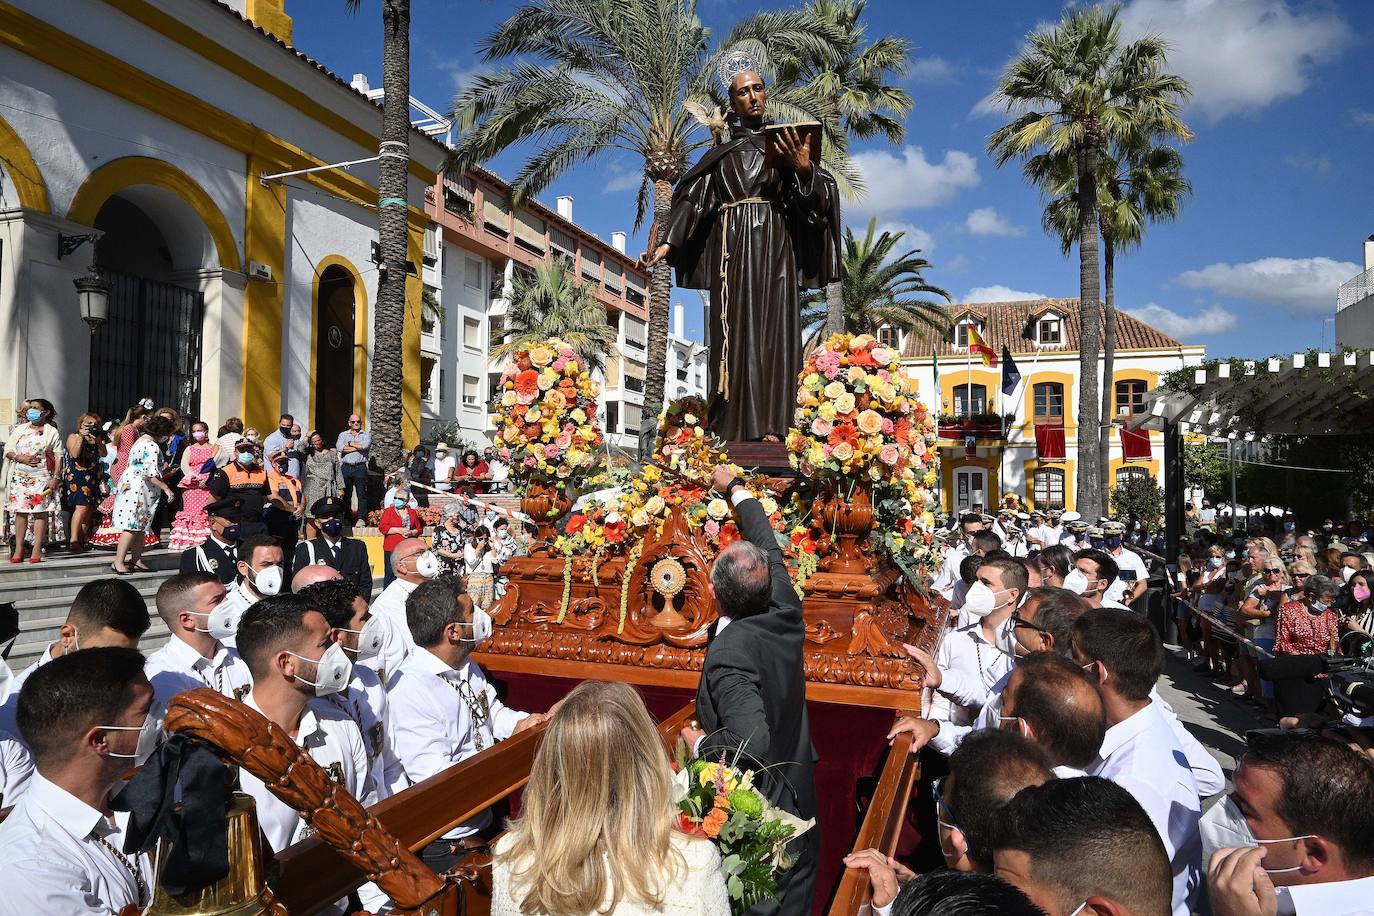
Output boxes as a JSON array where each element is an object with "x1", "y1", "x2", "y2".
[
  {"x1": 1207, "y1": 729, "x2": 1374, "y2": 916},
  {"x1": 999, "y1": 652, "x2": 1106, "y2": 779},
  {"x1": 336, "y1": 414, "x2": 371, "y2": 524}
]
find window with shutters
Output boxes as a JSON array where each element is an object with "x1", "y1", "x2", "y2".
[
  {"x1": 1116, "y1": 379, "x2": 1148, "y2": 416},
  {"x1": 1038, "y1": 318, "x2": 1062, "y2": 344},
  {"x1": 1033, "y1": 468, "x2": 1066, "y2": 510},
  {"x1": 1033, "y1": 382, "x2": 1065, "y2": 423},
  {"x1": 605, "y1": 401, "x2": 619, "y2": 433},
  {"x1": 1115, "y1": 466, "x2": 1150, "y2": 489},
  {"x1": 953, "y1": 383, "x2": 987, "y2": 416},
  {"x1": 463, "y1": 317, "x2": 481, "y2": 350},
  {"x1": 878, "y1": 325, "x2": 901, "y2": 350},
  {"x1": 462, "y1": 375, "x2": 480, "y2": 407}
]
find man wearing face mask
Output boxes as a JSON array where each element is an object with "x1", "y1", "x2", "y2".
[
  {"x1": 1205, "y1": 729, "x2": 1374, "y2": 916},
  {"x1": 1064, "y1": 549, "x2": 1129, "y2": 610},
  {"x1": 298, "y1": 578, "x2": 408, "y2": 797},
  {"x1": 262, "y1": 413, "x2": 300, "y2": 478},
  {"x1": 207, "y1": 441, "x2": 270, "y2": 526},
  {"x1": 212, "y1": 534, "x2": 285, "y2": 648},
  {"x1": 178, "y1": 495, "x2": 246, "y2": 586},
  {"x1": 368, "y1": 537, "x2": 443, "y2": 683},
  {"x1": 1102, "y1": 521, "x2": 1150, "y2": 607},
  {"x1": 0, "y1": 648, "x2": 158, "y2": 913},
  {"x1": 389, "y1": 577, "x2": 545, "y2": 872},
  {"x1": 931, "y1": 513, "x2": 986, "y2": 601},
  {"x1": 144, "y1": 572, "x2": 252, "y2": 706},
  {"x1": 292, "y1": 497, "x2": 373, "y2": 598},
  {"x1": 889, "y1": 557, "x2": 1027, "y2": 755},
  {"x1": 998, "y1": 652, "x2": 1107, "y2": 778},
  {"x1": 0, "y1": 578, "x2": 150, "y2": 738}
]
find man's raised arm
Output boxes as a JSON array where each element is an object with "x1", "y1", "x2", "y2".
[{"x1": 711, "y1": 465, "x2": 798, "y2": 613}]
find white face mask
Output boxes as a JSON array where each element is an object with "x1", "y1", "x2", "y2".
[
  {"x1": 457, "y1": 606, "x2": 493, "y2": 644},
  {"x1": 340, "y1": 615, "x2": 384, "y2": 661},
  {"x1": 248, "y1": 564, "x2": 283, "y2": 597},
  {"x1": 1209, "y1": 557, "x2": 1224, "y2": 568},
  {"x1": 963, "y1": 581, "x2": 1012, "y2": 620},
  {"x1": 200, "y1": 603, "x2": 242, "y2": 641},
  {"x1": 414, "y1": 551, "x2": 442, "y2": 580},
  {"x1": 289, "y1": 642, "x2": 352, "y2": 697},
  {"x1": 1342, "y1": 565, "x2": 1357, "y2": 583},
  {"x1": 1199, "y1": 796, "x2": 1317, "y2": 875},
  {"x1": 1063, "y1": 568, "x2": 1092, "y2": 595},
  {"x1": 102, "y1": 705, "x2": 166, "y2": 766}
]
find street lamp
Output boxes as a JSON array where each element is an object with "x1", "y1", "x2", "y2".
[{"x1": 73, "y1": 267, "x2": 109, "y2": 333}]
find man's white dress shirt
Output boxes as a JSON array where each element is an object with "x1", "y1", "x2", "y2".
[
  {"x1": 388, "y1": 648, "x2": 528, "y2": 839},
  {"x1": 1088, "y1": 702, "x2": 1202, "y2": 916},
  {"x1": 0, "y1": 731, "x2": 33, "y2": 807},
  {"x1": 366, "y1": 578, "x2": 419, "y2": 684},
  {"x1": 214, "y1": 581, "x2": 263, "y2": 649},
  {"x1": 144, "y1": 635, "x2": 253, "y2": 706},
  {"x1": 927, "y1": 621, "x2": 1013, "y2": 755},
  {"x1": 1105, "y1": 548, "x2": 1149, "y2": 605},
  {"x1": 1274, "y1": 873, "x2": 1374, "y2": 916},
  {"x1": 931, "y1": 543, "x2": 970, "y2": 601},
  {"x1": 314, "y1": 664, "x2": 409, "y2": 797},
  {"x1": 0, "y1": 774, "x2": 153, "y2": 914},
  {"x1": 0, "y1": 646, "x2": 53, "y2": 737}
]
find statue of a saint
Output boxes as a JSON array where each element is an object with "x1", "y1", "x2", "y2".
[{"x1": 641, "y1": 55, "x2": 841, "y2": 442}]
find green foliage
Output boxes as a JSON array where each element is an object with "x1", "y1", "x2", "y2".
[
  {"x1": 799, "y1": 218, "x2": 951, "y2": 349},
  {"x1": 1184, "y1": 439, "x2": 1228, "y2": 499},
  {"x1": 1110, "y1": 474, "x2": 1164, "y2": 527},
  {"x1": 493, "y1": 261, "x2": 619, "y2": 375}
]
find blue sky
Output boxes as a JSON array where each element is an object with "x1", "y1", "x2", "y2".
[{"x1": 293, "y1": 0, "x2": 1373, "y2": 358}]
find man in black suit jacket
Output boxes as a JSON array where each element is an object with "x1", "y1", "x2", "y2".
[
  {"x1": 682, "y1": 466, "x2": 818, "y2": 916},
  {"x1": 291, "y1": 497, "x2": 373, "y2": 597},
  {"x1": 178, "y1": 496, "x2": 242, "y2": 586}
]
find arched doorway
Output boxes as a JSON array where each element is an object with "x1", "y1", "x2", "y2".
[
  {"x1": 315, "y1": 264, "x2": 356, "y2": 439},
  {"x1": 87, "y1": 189, "x2": 210, "y2": 421}
]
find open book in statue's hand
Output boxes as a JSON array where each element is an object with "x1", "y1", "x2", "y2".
[{"x1": 763, "y1": 121, "x2": 823, "y2": 169}]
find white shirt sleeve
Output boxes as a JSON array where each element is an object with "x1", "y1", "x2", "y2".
[
  {"x1": 0, "y1": 732, "x2": 34, "y2": 806},
  {"x1": 389, "y1": 684, "x2": 454, "y2": 785},
  {"x1": 1154, "y1": 695, "x2": 1225, "y2": 797},
  {"x1": 484, "y1": 678, "x2": 528, "y2": 742},
  {"x1": 937, "y1": 667, "x2": 992, "y2": 709}
]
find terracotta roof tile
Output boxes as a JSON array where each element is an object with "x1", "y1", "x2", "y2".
[{"x1": 900, "y1": 298, "x2": 1186, "y2": 359}]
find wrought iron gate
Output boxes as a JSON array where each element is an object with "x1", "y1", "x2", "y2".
[{"x1": 89, "y1": 269, "x2": 205, "y2": 422}]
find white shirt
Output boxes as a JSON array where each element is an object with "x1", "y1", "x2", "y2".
[
  {"x1": 0, "y1": 773, "x2": 153, "y2": 915},
  {"x1": 0, "y1": 730, "x2": 33, "y2": 807},
  {"x1": 1275, "y1": 873, "x2": 1374, "y2": 915},
  {"x1": 144, "y1": 634, "x2": 253, "y2": 706},
  {"x1": 928, "y1": 621, "x2": 1014, "y2": 755},
  {"x1": 388, "y1": 649, "x2": 529, "y2": 839},
  {"x1": 214, "y1": 581, "x2": 263, "y2": 649},
  {"x1": 0, "y1": 646, "x2": 53, "y2": 737},
  {"x1": 432, "y1": 454, "x2": 457, "y2": 491},
  {"x1": 1088, "y1": 703, "x2": 1202, "y2": 916},
  {"x1": 366, "y1": 579, "x2": 419, "y2": 684},
  {"x1": 1105, "y1": 548, "x2": 1149, "y2": 604},
  {"x1": 931, "y1": 543, "x2": 970, "y2": 601},
  {"x1": 313, "y1": 664, "x2": 409, "y2": 798}
]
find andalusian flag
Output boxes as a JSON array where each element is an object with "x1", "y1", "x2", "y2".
[
  {"x1": 967, "y1": 324, "x2": 998, "y2": 367},
  {"x1": 932, "y1": 348, "x2": 941, "y2": 412}
]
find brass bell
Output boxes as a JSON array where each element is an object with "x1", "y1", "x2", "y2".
[{"x1": 148, "y1": 792, "x2": 274, "y2": 916}]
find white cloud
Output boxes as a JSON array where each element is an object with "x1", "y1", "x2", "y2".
[
  {"x1": 909, "y1": 56, "x2": 957, "y2": 84},
  {"x1": 1282, "y1": 153, "x2": 1333, "y2": 176},
  {"x1": 875, "y1": 221, "x2": 935, "y2": 253},
  {"x1": 1174, "y1": 256, "x2": 1360, "y2": 313},
  {"x1": 1118, "y1": 0, "x2": 1352, "y2": 122},
  {"x1": 1125, "y1": 302, "x2": 1237, "y2": 339},
  {"x1": 962, "y1": 285, "x2": 1047, "y2": 303},
  {"x1": 1354, "y1": 109, "x2": 1374, "y2": 128},
  {"x1": 849, "y1": 146, "x2": 980, "y2": 221},
  {"x1": 944, "y1": 255, "x2": 971, "y2": 275},
  {"x1": 964, "y1": 207, "x2": 1025, "y2": 237}
]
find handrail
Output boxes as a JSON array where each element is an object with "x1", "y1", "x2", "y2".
[
  {"x1": 827, "y1": 729, "x2": 920, "y2": 916},
  {"x1": 275, "y1": 700, "x2": 699, "y2": 914}
]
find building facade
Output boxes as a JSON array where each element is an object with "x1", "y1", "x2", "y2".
[
  {"x1": 897, "y1": 299, "x2": 1205, "y2": 514},
  {"x1": 1335, "y1": 235, "x2": 1374, "y2": 349},
  {"x1": 0, "y1": 0, "x2": 447, "y2": 444}
]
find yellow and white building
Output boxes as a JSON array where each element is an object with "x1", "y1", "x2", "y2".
[
  {"x1": 0, "y1": 0, "x2": 446, "y2": 443},
  {"x1": 895, "y1": 299, "x2": 1206, "y2": 513}
]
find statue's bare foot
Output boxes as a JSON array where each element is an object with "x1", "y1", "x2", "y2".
[{"x1": 762, "y1": 434, "x2": 780, "y2": 442}]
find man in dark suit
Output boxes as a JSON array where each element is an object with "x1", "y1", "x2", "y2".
[
  {"x1": 178, "y1": 496, "x2": 242, "y2": 587},
  {"x1": 681, "y1": 465, "x2": 818, "y2": 916},
  {"x1": 292, "y1": 497, "x2": 373, "y2": 597}
]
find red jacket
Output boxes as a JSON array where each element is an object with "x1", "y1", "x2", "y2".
[{"x1": 380, "y1": 506, "x2": 422, "y2": 552}]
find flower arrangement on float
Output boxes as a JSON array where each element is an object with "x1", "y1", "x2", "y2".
[
  {"x1": 785, "y1": 333, "x2": 942, "y2": 577},
  {"x1": 672, "y1": 740, "x2": 813, "y2": 913}
]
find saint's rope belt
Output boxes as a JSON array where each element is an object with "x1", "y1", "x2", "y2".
[{"x1": 716, "y1": 197, "x2": 771, "y2": 400}]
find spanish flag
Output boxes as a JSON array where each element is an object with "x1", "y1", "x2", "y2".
[{"x1": 967, "y1": 324, "x2": 998, "y2": 367}]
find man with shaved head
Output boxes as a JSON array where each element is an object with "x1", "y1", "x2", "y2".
[
  {"x1": 641, "y1": 53, "x2": 841, "y2": 442},
  {"x1": 291, "y1": 561, "x2": 341, "y2": 593},
  {"x1": 366, "y1": 536, "x2": 439, "y2": 683}
]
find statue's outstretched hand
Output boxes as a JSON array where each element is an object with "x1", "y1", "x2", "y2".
[
  {"x1": 775, "y1": 126, "x2": 813, "y2": 179},
  {"x1": 638, "y1": 243, "x2": 671, "y2": 269}
]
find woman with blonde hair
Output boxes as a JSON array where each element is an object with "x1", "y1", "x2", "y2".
[{"x1": 492, "y1": 680, "x2": 729, "y2": 915}]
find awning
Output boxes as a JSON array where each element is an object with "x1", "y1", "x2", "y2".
[{"x1": 1132, "y1": 350, "x2": 1374, "y2": 438}]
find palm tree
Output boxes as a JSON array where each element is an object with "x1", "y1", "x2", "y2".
[
  {"x1": 800, "y1": 218, "x2": 950, "y2": 349},
  {"x1": 1032, "y1": 142, "x2": 1190, "y2": 505},
  {"x1": 492, "y1": 261, "x2": 619, "y2": 376},
  {"x1": 446, "y1": 0, "x2": 849, "y2": 439},
  {"x1": 346, "y1": 0, "x2": 411, "y2": 471},
  {"x1": 770, "y1": 0, "x2": 913, "y2": 335},
  {"x1": 986, "y1": 4, "x2": 1190, "y2": 517}
]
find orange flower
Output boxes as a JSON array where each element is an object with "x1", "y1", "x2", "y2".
[
  {"x1": 514, "y1": 369, "x2": 540, "y2": 398},
  {"x1": 714, "y1": 794, "x2": 732, "y2": 811},
  {"x1": 702, "y1": 808, "x2": 729, "y2": 838},
  {"x1": 676, "y1": 811, "x2": 706, "y2": 837},
  {"x1": 828, "y1": 423, "x2": 860, "y2": 448}
]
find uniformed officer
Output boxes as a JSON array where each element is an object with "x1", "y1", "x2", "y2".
[
  {"x1": 292, "y1": 497, "x2": 374, "y2": 599},
  {"x1": 178, "y1": 496, "x2": 245, "y2": 586},
  {"x1": 1103, "y1": 519, "x2": 1150, "y2": 606}
]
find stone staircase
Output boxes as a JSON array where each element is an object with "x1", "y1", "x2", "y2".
[{"x1": 0, "y1": 548, "x2": 180, "y2": 671}]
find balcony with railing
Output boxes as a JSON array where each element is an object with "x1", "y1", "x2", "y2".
[{"x1": 1339, "y1": 266, "x2": 1374, "y2": 313}]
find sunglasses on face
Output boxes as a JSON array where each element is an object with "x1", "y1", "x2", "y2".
[
  {"x1": 1010, "y1": 611, "x2": 1050, "y2": 634},
  {"x1": 1264, "y1": 568, "x2": 1284, "y2": 575}
]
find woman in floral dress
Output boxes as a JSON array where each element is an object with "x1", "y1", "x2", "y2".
[
  {"x1": 110, "y1": 415, "x2": 176, "y2": 574},
  {"x1": 168, "y1": 420, "x2": 218, "y2": 551},
  {"x1": 63, "y1": 412, "x2": 107, "y2": 552},
  {"x1": 3, "y1": 399, "x2": 63, "y2": 563},
  {"x1": 91, "y1": 401, "x2": 158, "y2": 549}
]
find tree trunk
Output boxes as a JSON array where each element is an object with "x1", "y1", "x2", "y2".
[
  {"x1": 824, "y1": 279, "x2": 845, "y2": 335},
  {"x1": 1099, "y1": 240, "x2": 1117, "y2": 514},
  {"x1": 1075, "y1": 143, "x2": 1103, "y2": 518},
  {"x1": 641, "y1": 177, "x2": 676, "y2": 454},
  {"x1": 369, "y1": 0, "x2": 411, "y2": 473}
]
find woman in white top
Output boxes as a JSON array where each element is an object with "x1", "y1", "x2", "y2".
[{"x1": 492, "y1": 680, "x2": 730, "y2": 916}]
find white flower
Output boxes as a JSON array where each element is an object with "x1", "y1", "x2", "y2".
[
  {"x1": 707, "y1": 498, "x2": 730, "y2": 520},
  {"x1": 684, "y1": 413, "x2": 698, "y2": 425}
]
